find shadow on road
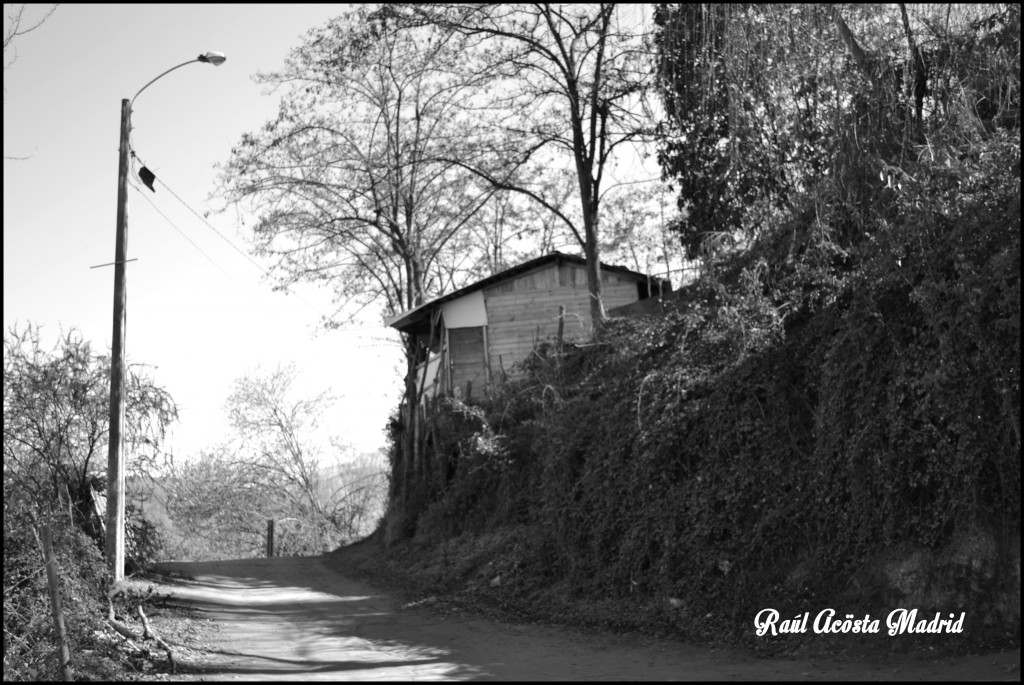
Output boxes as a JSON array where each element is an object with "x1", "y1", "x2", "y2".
[
  {"x1": 155, "y1": 555, "x2": 493, "y2": 681},
  {"x1": 151, "y1": 554, "x2": 1021, "y2": 682}
]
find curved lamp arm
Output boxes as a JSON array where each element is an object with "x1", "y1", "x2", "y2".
[{"x1": 130, "y1": 52, "x2": 226, "y2": 109}]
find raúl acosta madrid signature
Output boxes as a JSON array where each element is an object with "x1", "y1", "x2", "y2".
[{"x1": 754, "y1": 608, "x2": 966, "y2": 636}]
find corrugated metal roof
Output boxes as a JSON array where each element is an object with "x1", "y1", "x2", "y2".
[{"x1": 386, "y1": 251, "x2": 671, "y2": 332}]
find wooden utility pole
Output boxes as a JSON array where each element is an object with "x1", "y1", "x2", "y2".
[
  {"x1": 105, "y1": 97, "x2": 130, "y2": 582},
  {"x1": 104, "y1": 54, "x2": 226, "y2": 581}
]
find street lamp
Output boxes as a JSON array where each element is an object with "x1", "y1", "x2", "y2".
[{"x1": 106, "y1": 52, "x2": 226, "y2": 581}]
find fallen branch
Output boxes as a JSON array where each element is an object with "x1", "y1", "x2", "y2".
[
  {"x1": 137, "y1": 604, "x2": 176, "y2": 673},
  {"x1": 106, "y1": 614, "x2": 141, "y2": 653},
  {"x1": 106, "y1": 587, "x2": 177, "y2": 673}
]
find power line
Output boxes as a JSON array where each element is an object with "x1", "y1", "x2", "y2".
[
  {"x1": 129, "y1": 151, "x2": 269, "y2": 278},
  {"x1": 128, "y1": 160, "x2": 398, "y2": 338},
  {"x1": 157, "y1": 176, "x2": 338, "y2": 323},
  {"x1": 131, "y1": 183, "x2": 272, "y2": 313},
  {"x1": 156, "y1": 175, "x2": 271, "y2": 278},
  {"x1": 129, "y1": 155, "x2": 333, "y2": 322}
]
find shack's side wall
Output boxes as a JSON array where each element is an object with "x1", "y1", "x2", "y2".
[{"x1": 483, "y1": 261, "x2": 641, "y2": 374}]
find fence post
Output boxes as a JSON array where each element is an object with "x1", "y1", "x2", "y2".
[
  {"x1": 41, "y1": 521, "x2": 73, "y2": 681},
  {"x1": 266, "y1": 519, "x2": 275, "y2": 558},
  {"x1": 557, "y1": 305, "x2": 566, "y2": 348}
]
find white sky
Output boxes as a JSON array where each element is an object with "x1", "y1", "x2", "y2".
[{"x1": 3, "y1": 4, "x2": 405, "y2": 461}]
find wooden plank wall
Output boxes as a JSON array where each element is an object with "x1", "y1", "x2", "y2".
[{"x1": 483, "y1": 262, "x2": 640, "y2": 375}]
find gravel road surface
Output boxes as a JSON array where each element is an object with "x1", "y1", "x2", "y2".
[{"x1": 150, "y1": 555, "x2": 1019, "y2": 681}]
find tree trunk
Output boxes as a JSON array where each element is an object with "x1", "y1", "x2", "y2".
[
  {"x1": 571, "y1": 96, "x2": 606, "y2": 335},
  {"x1": 583, "y1": 232, "x2": 606, "y2": 334},
  {"x1": 392, "y1": 345, "x2": 419, "y2": 529},
  {"x1": 580, "y1": 180, "x2": 606, "y2": 334}
]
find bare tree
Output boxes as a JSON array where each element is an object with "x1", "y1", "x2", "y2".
[
  {"x1": 3, "y1": 323, "x2": 177, "y2": 540},
  {"x1": 456, "y1": 166, "x2": 579, "y2": 278},
  {"x1": 219, "y1": 8, "x2": 528, "y2": 515},
  {"x1": 321, "y1": 446, "x2": 388, "y2": 541},
  {"x1": 4, "y1": 3, "x2": 58, "y2": 159},
  {"x1": 180, "y1": 363, "x2": 385, "y2": 555},
  {"x1": 225, "y1": 364, "x2": 331, "y2": 526},
  {"x1": 162, "y1": 448, "x2": 269, "y2": 560},
  {"x1": 219, "y1": 8, "x2": 501, "y2": 324},
  {"x1": 3, "y1": 3, "x2": 58, "y2": 73},
  {"x1": 374, "y1": 3, "x2": 656, "y2": 329}
]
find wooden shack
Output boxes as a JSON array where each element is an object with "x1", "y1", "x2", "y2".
[{"x1": 387, "y1": 252, "x2": 671, "y2": 400}]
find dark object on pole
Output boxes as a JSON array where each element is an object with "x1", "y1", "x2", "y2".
[{"x1": 138, "y1": 166, "x2": 156, "y2": 192}]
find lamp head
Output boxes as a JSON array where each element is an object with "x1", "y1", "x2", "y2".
[{"x1": 198, "y1": 51, "x2": 226, "y2": 66}]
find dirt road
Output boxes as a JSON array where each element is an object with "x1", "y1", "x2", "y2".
[{"x1": 150, "y1": 555, "x2": 1018, "y2": 681}]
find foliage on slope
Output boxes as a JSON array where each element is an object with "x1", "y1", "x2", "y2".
[
  {"x1": 3, "y1": 326, "x2": 178, "y2": 680},
  {"x1": 385, "y1": 129, "x2": 1020, "y2": 647}
]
